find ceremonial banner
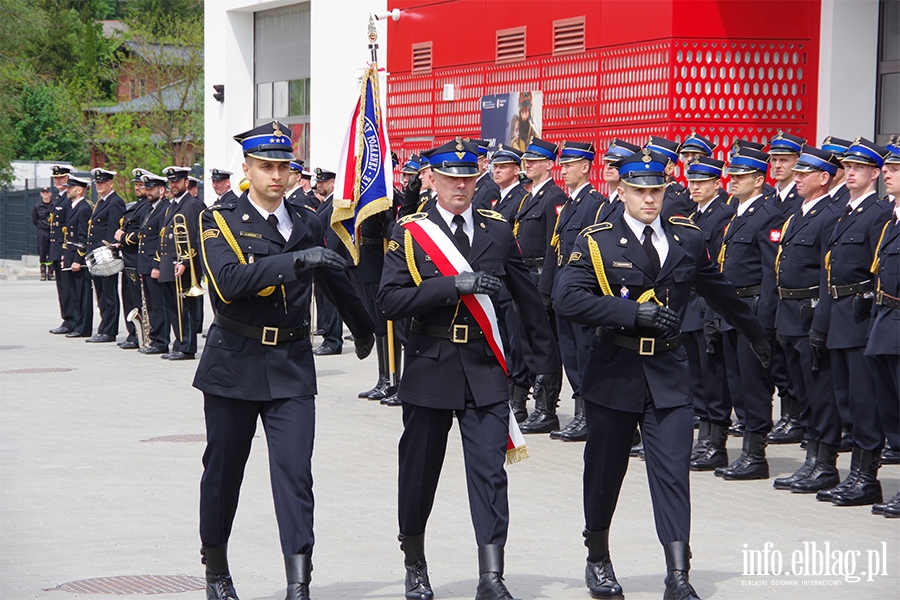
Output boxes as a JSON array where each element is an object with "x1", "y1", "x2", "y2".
[{"x1": 331, "y1": 65, "x2": 393, "y2": 264}]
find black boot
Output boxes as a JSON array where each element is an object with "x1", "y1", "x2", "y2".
[
  {"x1": 629, "y1": 427, "x2": 643, "y2": 457},
  {"x1": 722, "y1": 432, "x2": 769, "y2": 480},
  {"x1": 474, "y1": 545, "x2": 516, "y2": 600},
  {"x1": 838, "y1": 428, "x2": 852, "y2": 453},
  {"x1": 691, "y1": 423, "x2": 728, "y2": 471},
  {"x1": 773, "y1": 440, "x2": 818, "y2": 490},
  {"x1": 691, "y1": 421, "x2": 711, "y2": 461},
  {"x1": 832, "y1": 449, "x2": 883, "y2": 506},
  {"x1": 768, "y1": 398, "x2": 790, "y2": 440},
  {"x1": 559, "y1": 396, "x2": 588, "y2": 442},
  {"x1": 872, "y1": 490, "x2": 900, "y2": 515},
  {"x1": 583, "y1": 529, "x2": 623, "y2": 599},
  {"x1": 816, "y1": 447, "x2": 861, "y2": 502},
  {"x1": 550, "y1": 395, "x2": 579, "y2": 439},
  {"x1": 399, "y1": 533, "x2": 433, "y2": 600},
  {"x1": 40, "y1": 264, "x2": 47, "y2": 281},
  {"x1": 791, "y1": 442, "x2": 840, "y2": 493},
  {"x1": 360, "y1": 336, "x2": 389, "y2": 398},
  {"x1": 381, "y1": 344, "x2": 403, "y2": 406},
  {"x1": 284, "y1": 554, "x2": 311, "y2": 600},
  {"x1": 509, "y1": 384, "x2": 529, "y2": 424},
  {"x1": 202, "y1": 545, "x2": 239, "y2": 600},
  {"x1": 48, "y1": 264, "x2": 56, "y2": 281},
  {"x1": 518, "y1": 378, "x2": 560, "y2": 435},
  {"x1": 663, "y1": 541, "x2": 700, "y2": 600}
]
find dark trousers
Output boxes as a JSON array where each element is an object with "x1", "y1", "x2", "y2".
[
  {"x1": 722, "y1": 329, "x2": 773, "y2": 435},
  {"x1": 583, "y1": 396, "x2": 692, "y2": 545},
  {"x1": 121, "y1": 269, "x2": 141, "y2": 343},
  {"x1": 314, "y1": 283, "x2": 342, "y2": 350},
  {"x1": 784, "y1": 335, "x2": 840, "y2": 445},
  {"x1": 702, "y1": 335, "x2": 731, "y2": 425},
  {"x1": 65, "y1": 268, "x2": 93, "y2": 336},
  {"x1": 832, "y1": 346, "x2": 882, "y2": 453},
  {"x1": 356, "y1": 279, "x2": 388, "y2": 337},
  {"x1": 200, "y1": 394, "x2": 316, "y2": 556},
  {"x1": 871, "y1": 354, "x2": 900, "y2": 453},
  {"x1": 770, "y1": 337, "x2": 798, "y2": 412},
  {"x1": 556, "y1": 313, "x2": 593, "y2": 398},
  {"x1": 162, "y1": 278, "x2": 198, "y2": 354},
  {"x1": 683, "y1": 331, "x2": 706, "y2": 419},
  {"x1": 398, "y1": 399, "x2": 510, "y2": 547},
  {"x1": 498, "y1": 296, "x2": 531, "y2": 387},
  {"x1": 93, "y1": 272, "x2": 120, "y2": 336},
  {"x1": 52, "y1": 260, "x2": 74, "y2": 328},
  {"x1": 143, "y1": 276, "x2": 169, "y2": 350},
  {"x1": 37, "y1": 230, "x2": 50, "y2": 263}
]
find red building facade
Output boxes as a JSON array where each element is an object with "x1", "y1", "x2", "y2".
[{"x1": 385, "y1": 0, "x2": 821, "y2": 190}]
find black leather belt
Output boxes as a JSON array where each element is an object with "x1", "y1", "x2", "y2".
[
  {"x1": 360, "y1": 236, "x2": 383, "y2": 246},
  {"x1": 410, "y1": 319, "x2": 485, "y2": 343},
  {"x1": 876, "y1": 290, "x2": 900, "y2": 309},
  {"x1": 778, "y1": 285, "x2": 819, "y2": 299},
  {"x1": 735, "y1": 285, "x2": 761, "y2": 298},
  {"x1": 596, "y1": 329, "x2": 682, "y2": 356},
  {"x1": 523, "y1": 257, "x2": 544, "y2": 268},
  {"x1": 830, "y1": 280, "x2": 873, "y2": 299},
  {"x1": 214, "y1": 314, "x2": 309, "y2": 345}
]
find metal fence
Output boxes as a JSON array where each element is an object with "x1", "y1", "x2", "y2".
[{"x1": 0, "y1": 184, "x2": 42, "y2": 260}]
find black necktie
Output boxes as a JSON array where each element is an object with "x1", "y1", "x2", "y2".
[
  {"x1": 267, "y1": 214, "x2": 281, "y2": 237},
  {"x1": 452, "y1": 215, "x2": 469, "y2": 257},
  {"x1": 642, "y1": 225, "x2": 660, "y2": 276}
]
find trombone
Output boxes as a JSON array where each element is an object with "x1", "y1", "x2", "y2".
[{"x1": 172, "y1": 213, "x2": 206, "y2": 339}]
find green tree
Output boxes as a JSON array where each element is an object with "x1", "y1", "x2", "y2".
[{"x1": 14, "y1": 81, "x2": 87, "y2": 164}]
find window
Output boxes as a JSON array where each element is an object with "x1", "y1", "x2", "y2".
[
  {"x1": 412, "y1": 42, "x2": 433, "y2": 74},
  {"x1": 553, "y1": 17, "x2": 586, "y2": 56},
  {"x1": 496, "y1": 27, "x2": 526, "y2": 64},
  {"x1": 876, "y1": 0, "x2": 899, "y2": 143}
]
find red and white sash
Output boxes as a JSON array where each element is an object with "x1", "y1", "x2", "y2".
[{"x1": 402, "y1": 216, "x2": 529, "y2": 464}]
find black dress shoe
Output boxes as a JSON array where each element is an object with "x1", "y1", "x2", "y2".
[
  {"x1": 166, "y1": 351, "x2": 195, "y2": 361},
  {"x1": 118, "y1": 340, "x2": 139, "y2": 349},
  {"x1": 884, "y1": 503, "x2": 900, "y2": 518},
  {"x1": 872, "y1": 490, "x2": 900, "y2": 515},
  {"x1": 404, "y1": 560, "x2": 434, "y2": 600},
  {"x1": 881, "y1": 448, "x2": 900, "y2": 465},
  {"x1": 206, "y1": 571, "x2": 240, "y2": 600},
  {"x1": 585, "y1": 557, "x2": 623, "y2": 599},
  {"x1": 86, "y1": 334, "x2": 116, "y2": 343},
  {"x1": 312, "y1": 344, "x2": 341, "y2": 356},
  {"x1": 49, "y1": 326, "x2": 72, "y2": 334},
  {"x1": 381, "y1": 393, "x2": 401, "y2": 406},
  {"x1": 140, "y1": 346, "x2": 167, "y2": 355},
  {"x1": 65, "y1": 331, "x2": 90, "y2": 338}
]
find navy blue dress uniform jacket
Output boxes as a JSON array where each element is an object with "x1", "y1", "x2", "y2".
[
  {"x1": 137, "y1": 199, "x2": 169, "y2": 275},
  {"x1": 471, "y1": 173, "x2": 500, "y2": 211},
  {"x1": 716, "y1": 197, "x2": 785, "y2": 330},
  {"x1": 866, "y1": 216, "x2": 900, "y2": 357},
  {"x1": 767, "y1": 184, "x2": 804, "y2": 216},
  {"x1": 661, "y1": 182, "x2": 693, "y2": 220},
  {"x1": 682, "y1": 197, "x2": 735, "y2": 332},
  {"x1": 193, "y1": 193, "x2": 375, "y2": 401},
  {"x1": 158, "y1": 193, "x2": 205, "y2": 283},
  {"x1": 554, "y1": 215, "x2": 764, "y2": 413},
  {"x1": 120, "y1": 198, "x2": 151, "y2": 269},
  {"x1": 63, "y1": 199, "x2": 92, "y2": 266},
  {"x1": 86, "y1": 191, "x2": 126, "y2": 252},
  {"x1": 49, "y1": 191, "x2": 69, "y2": 259},
  {"x1": 512, "y1": 179, "x2": 567, "y2": 262},
  {"x1": 773, "y1": 199, "x2": 842, "y2": 337},
  {"x1": 539, "y1": 184, "x2": 605, "y2": 296},
  {"x1": 817, "y1": 193, "x2": 892, "y2": 349},
  {"x1": 494, "y1": 183, "x2": 529, "y2": 222},
  {"x1": 376, "y1": 209, "x2": 561, "y2": 410}
]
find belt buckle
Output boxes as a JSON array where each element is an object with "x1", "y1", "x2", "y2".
[
  {"x1": 451, "y1": 324, "x2": 468, "y2": 343},
  {"x1": 638, "y1": 337, "x2": 655, "y2": 356},
  {"x1": 832, "y1": 286, "x2": 840, "y2": 299},
  {"x1": 876, "y1": 290, "x2": 884, "y2": 305},
  {"x1": 261, "y1": 326, "x2": 278, "y2": 345}
]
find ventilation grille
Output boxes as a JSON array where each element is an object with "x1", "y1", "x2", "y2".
[
  {"x1": 553, "y1": 17, "x2": 585, "y2": 56},
  {"x1": 496, "y1": 27, "x2": 526, "y2": 64},
  {"x1": 412, "y1": 42, "x2": 433, "y2": 74}
]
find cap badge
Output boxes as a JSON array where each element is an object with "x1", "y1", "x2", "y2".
[
  {"x1": 272, "y1": 122, "x2": 284, "y2": 138},
  {"x1": 456, "y1": 140, "x2": 464, "y2": 151},
  {"x1": 642, "y1": 148, "x2": 652, "y2": 163}
]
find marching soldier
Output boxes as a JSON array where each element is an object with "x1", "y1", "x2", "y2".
[
  {"x1": 61, "y1": 175, "x2": 94, "y2": 338},
  {"x1": 48, "y1": 165, "x2": 74, "y2": 334},
  {"x1": 714, "y1": 148, "x2": 784, "y2": 480},
  {"x1": 729, "y1": 140, "x2": 776, "y2": 199},
  {"x1": 645, "y1": 136, "x2": 693, "y2": 219},
  {"x1": 768, "y1": 146, "x2": 843, "y2": 493},
  {"x1": 114, "y1": 168, "x2": 152, "y2": 349},
  {"x1": 376, "y1": 138, "x2": 560, "y2": 600},
  {"x1": 32, "y1": 186, "x2": 53, "y2": 280},
  {"x1": 554, "y1": 150, "x2": 768, "y2": 600},
  {"x1": 815, "y1": 138, "x2": 892, "y2": 507},
  {"x1": 137, "y1": 173, "x2": 171, "y2": 355},
  {"x1": 285, "y1": 161, "x2": 308, "y2": 207},
  {"x1": 490, "y1": 145, "x2": 528, "y2": 220},
  {"x1": 85, "y1": 168, "x2": 126, "y2": 343},
  {"x1": 822, "y1": 136, "x2": 853, "y2": 205},
  {"x1": 471, "y1": 139, "x2": 501, "y2": 210},
  {"x1": 194, "y1": 120, "x2": 374, "y2": 600},
  {"x1": 599, "y1": 139, "x2": 641, "y2": 209},
  {"x1": 766, "y1": 131, "x2": 806, "y2": 215},
  {"x1": 158, "y1": 166, "x2": 205, "y2": 360},
  {"x1": 210, "y1": 168, "x2": 238, "y2": 205}
]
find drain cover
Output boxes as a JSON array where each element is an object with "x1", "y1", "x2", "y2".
[
  {"x1": 47, "y1": 574, "x2": 204, "y2": 594},
  {"x1": 142, "y1": 434, "x2": 207, "y2": 443},
  {"x1": 1, "y1": 367, "x2": 76, "y2": 374}
]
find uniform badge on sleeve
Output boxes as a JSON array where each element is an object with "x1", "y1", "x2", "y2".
[
  {"x1": 387, "y1": 240, "x2": 400, "y2": 252},
  {"x1": 769, "y1": 229, "x2": 782, "y2": 243},
  {"x1": 569, "y1": 251, "x2": 582, "y2": 262}
]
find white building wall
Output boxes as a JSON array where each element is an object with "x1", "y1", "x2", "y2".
[
  {"x1": 204, "y1": 0, "x2": 386, "y2": 203},
  {"x1": 817, "y1": 0, "x2": 881, "y2": 144}
]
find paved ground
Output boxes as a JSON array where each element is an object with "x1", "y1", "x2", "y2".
[{"x1": 1, "y1": 278, "x2": 898, "y2": 600}]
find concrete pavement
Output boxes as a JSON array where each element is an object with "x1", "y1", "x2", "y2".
[{"x1": 1, "y1": 278, "x2": 897, "y2": 599}]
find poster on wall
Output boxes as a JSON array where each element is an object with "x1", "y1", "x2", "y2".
[
  {"x1": 289, "y1": 123, "x2": 310, "y2": 163},
  {"x1": 480, "y1": 91, "x2": 542, "y2": 152}
]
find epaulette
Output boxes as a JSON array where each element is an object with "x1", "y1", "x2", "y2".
[
  {"x1": 476, "y1": 208, "x2": 506, "y2": 222},
  {"x1": 588, "y1": 189, "x2": 605, "y2": 200},
  {"x1": 580, "y1": 222, "x2": 613, "y2": 236},
  {"x1": 668, "y1": 216, "x2": 700, "y2": 230},
  {"x1": 397, "y1": 212, "x2": 428, "y2": 225}
]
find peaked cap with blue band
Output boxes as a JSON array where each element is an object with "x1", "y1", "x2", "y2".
[
  {"x1": 234, "y1": 120, "x2": 295, "y2": 161},
  {"x1": 469, "y1": 139, "x2": 491, "y2": 156},
  {"x1": 289, "y1": 160, "x2": 304, "y2": 172},
  {"x1": 559, "y1": 141, "x2": 595, "y2": 164},
  {"x1": 401, "y1": 154, "x2": 421, "y2": 174},
  {"x1": 686, "y1": 156, "x2": 725, "y2": 181},
  {"x1": 840, "y1": 137, "x2": 888, "y2": 168},
  {"x1": 615, "y1": 149, "x2": 668, "y2": 188},
  {"x1": 885, "y1": 136, "x2": 900, "y2": 165},
  {"x1": 603, "y1": 139, "x2": 641, "y2": 162},
  {"x1": 768, "y1": 131, "x2": 805, "y2": 155},
  {"x1": 792, "y1": 145, "x2": 841, "y2": 176},
  {"x1": 645, "y1": 136, "x2": 680, "y2": 163},
  {"x1": 726, "y1": 148, "x2": 770, "y2": 175},
  {"x1": 491, "y1": 144, "x2": 524, "y2": 165},
  {"x1": 678, "y1": 133, "x2": 715, "y2": 156},
  {"x1": 821, "y1": 136, "x2": 853, "y2": 158},
  {"x1": 422, "y1": 139, "x2": 479, "y2": 177},
  {"x1": 729, "y1": 139, "x2": 765, "y2": 159},
  {"x1": 522, "y1": 137, "x2": 559, "y2": 161}
]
